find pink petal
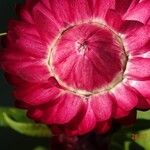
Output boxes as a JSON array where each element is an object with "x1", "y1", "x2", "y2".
[
  {"x1": 136, "y1": 95, "x2": 150, "y2": 110},
  {"x1": 32, "y1": 2, "x2": 60, "y2": 43},
  {"x1": 113, "y1": 106, "x2": 130, "y2": 118},
  {"x1": 127, "y1": 40, "x2": 150, "y2": 55},
  {"x1": 111, "y1": 84, "x2": 138, "y2": 111},
  {"x1": 124, "y1": 26, "x2": 150, "y2": 51},
  {"x1": 111, "y1": 91, "x2": 131, "y2": 119},
  {"x1": 40, "y1": 0, "x2": 51, "y2": 9},
  {"x1": 20, "y1": 7, "x2": 34, "y2": 24},
  {"x1": 16, "y1": 34, "x2": 48, "y2": 58},
  {"x1": 51, "y1": 0, "x2": 93, "y2": 22},
  {"x1": 14, "y1": 80, "x2": 60, "y2": 105},
  {"x1": 9, "y1": 20, "x2": 39, "y2": 37},
  {"x1": 48, "y1": 0, "x2": 75, "y2": 23},
  {"x1": 19, "y1": 1, "x2": 37, "y2": 23},
  {"x1": 65, "y1": 101, "x2": 96, "y2": 135},
  {"x1": 115, "y1": 0, "x2": 139, "y2": 15},
  {"x1": 2, "y1": 54, "x2": 50, "y2": 82},
  {"x1": 6, "y1": 21, "x2": 48, "y2": 58},
  {"x1": 14, "y1": 84, "x2": 59, "y2": 109},
  {"x1": 123, "y1": 0, "x2": 150, "y2": 24},
  {"x1": 92, "y1": 0, "x2": 115, "y2": 18},
  {"x1": 127, "y1": 80, "x2": 150, "y2": 107},
  {"x1": 19, "y1": 63, "x2": 50, "y2": 82},
  {"x1": 28, "y1": 93, "x2": 83, "y2": 124},
  {"x1": 91, "y1": 94, "x2": 112, "y2": 121},
  {"x1": 148, "y1": 18, "x2": 150, "y2": 25},
  {"x1": 105, "y1": 9, "x2": 123, "y2": 30},
  {"x1": 4, "y1": 74, "x2": 53, "y2": 108},
  {"x1": 119, "y1": 20, "x2": 143, "y2": 34},
  {"x1": 125, "y1": 57, "x2": 150, "y2": 80}
]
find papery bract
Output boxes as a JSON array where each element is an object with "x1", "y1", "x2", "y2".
[{"x1": 1, "y1": 0, "x2": 150, "y2": 135}]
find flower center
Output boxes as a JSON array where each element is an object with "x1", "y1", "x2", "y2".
[{"x1": 49, "y1": 22, "x2": 127, "y2": 96}]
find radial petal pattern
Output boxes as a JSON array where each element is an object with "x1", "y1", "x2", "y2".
[{"x1": 1, "y1": 0, "x2": 150, "y2": 135}]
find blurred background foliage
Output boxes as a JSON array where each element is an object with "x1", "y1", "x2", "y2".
[{"x1": 0, "y1": 0, "x2": 150, "y2": 150}]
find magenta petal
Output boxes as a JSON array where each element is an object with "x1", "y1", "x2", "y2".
[
  {"x1": 127, "y1": 80, "x2": 150, "y2": 107},
  {"x1": 20, "y1": 7, "x2": 34, "y2": 24},
  {"x1": 8, "y1": 35, "x2": 48, "y2": 59},
  {"x1": 111, "y1": 84, "x2": 138, "y2": 111},
  {"x1": 2, "y1": 50, "x2": 50, "y2": 82},
  {"x1": 93, "y1": 0, "x2": 115, "y2": 18},
  {"x1": 32, "y1": 2, "x2": 60, "y2": 43},
  {"x1": 126, "y1": 57, "x2": 150, "y2": 80},
  {"x1": 76, "y1": 101, "x2": 96, "y2": 135},
  {"x1": 148, "y1": 18, "x2": 150, "y2": 25},
  {"x1": 128, "y1": 41, "x2": 150, "y2": 55},
  {"x1": 9, "y1": 20, "x2": 39, "y2": 37},
  {"x1": 66, "y1": 101, "x2": 96, "y2": 136},
  {"x1": 119, "y1": 20, "x2": 143, "y2": 34},
  {"x1": 29, "y1": 93, "x2": 83, "y2": 124},
  {"x1": 91, "y1": 94, "x2": 112, "y2": 121},
  {"x1": 48, "y1": 0, "x2": 74, "y2": 23},
  {"x1": 51, "y1": 0, "x2": 93, "y2": 22},
  {"x1": 20, "y1": 0, "x2": 39, "y2": 23},
  {"x1": 105, "y1": 9, "x2": 123, "y2": 30},
  {"x1": 123, "y1": 0, "x2": 150, "y2": 24},
  {"x1": 7, "y1": 21, "x2": 47, "y2": 58},
  {"x1": 115, "y1": 0, "x2": 138, "y2": 15},
  {"x1": 16, "y1": 62, "x2": 50, "y2": 82},
  {"x1": 14, "y1": 81, "x2": 60, "y2": 106},
  {"x1": 113, "y1": 104, "x2": 130, "y2": 118},
  {"x1": 111, "y1": 90, "x2": 131, "y2": 119},
  {"x1": 16, "y1": 34, "x2": 47, "y2": 58},
  {"x1": 136, "y1": 96, "x2": 150, "y2": 110},
  {"x1": 124, "y1": 26, "x2": 150, "y2": 51}
]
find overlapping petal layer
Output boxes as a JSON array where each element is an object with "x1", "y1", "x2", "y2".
[{"x1": 1, "y1": 0, "x2": 150, "y2": 135}]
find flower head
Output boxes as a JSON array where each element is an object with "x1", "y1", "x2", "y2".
[{"x1": 1, "y1": 0, "x2": 150, "y2": 135}]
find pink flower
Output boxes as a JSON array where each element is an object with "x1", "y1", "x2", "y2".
[{"x1": 1, "y1": 0, "x2": 150, "y2": 135}]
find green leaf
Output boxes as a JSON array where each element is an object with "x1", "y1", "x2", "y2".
[
  {"x1": 109, "y1": 127, "x2": 132, "y2": 150},
  {"x1": 0, "y1": 107, "x2": 31, "y2": 127},
  {"x1": 3, "y1": 113, "x2": 51, "y2": 137},
  {"x1": 131, "y1": 110, "x2": 150, "y2": 132},
  {"x1": 109, "y1": 127, "x2": 147, "y2": 150},
  {"x1": 0, "y1": 107, "x2": 52, "y2": 138},
  {"x1": 110, "y1": 110, "x2": 150, "y2": 150},
  {"x1": 137, "y1": 110, "x2": 150, "y2": 120},
  {"x1": 133, "y1": 129, "x2": 150, "y2": 150}
]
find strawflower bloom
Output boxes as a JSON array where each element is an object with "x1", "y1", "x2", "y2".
[{"x1": 1, "y1": 0, "x2": 150, "y2": 135}]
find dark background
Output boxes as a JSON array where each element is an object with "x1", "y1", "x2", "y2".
[{"x1": 0, "y1": 1, "x2": 49, "y2": 150}]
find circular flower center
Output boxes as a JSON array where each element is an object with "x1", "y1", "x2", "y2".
[{"x1": 49, "y1": 23, "x2": 126, "y2": 96}]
